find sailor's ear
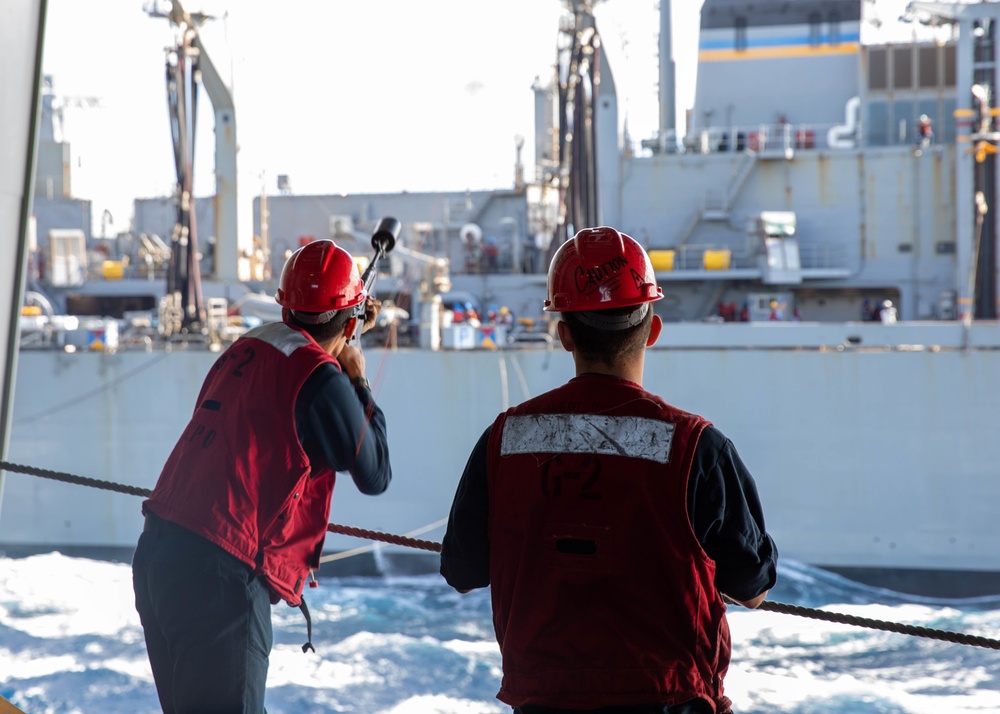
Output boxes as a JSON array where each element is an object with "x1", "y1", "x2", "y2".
[
  {"x1": 646, "y1": 314, "x2": 662, "y2": 347},
  {"x1": 343, "y1": 316, "x2": 358, "y2": 341},
  {"x1": 556, "y1": 319, "x2": 574, "y2": 353}
]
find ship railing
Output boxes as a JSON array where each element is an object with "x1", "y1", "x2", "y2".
[
  {"x1": 659, "y1": 245, "x2": 755, "y2": 271},
  {"x1": 630, "y1": 123, "x2": 844, "y2": 157},
  {"x1": 710, "y1": 123, "x2": 842, "y2": 155},
  {"x1": 657, "y1": 242, "x2": 849, "y2": 272}
]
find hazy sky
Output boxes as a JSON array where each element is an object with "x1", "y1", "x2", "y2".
[
  {"x1": 38, "y1": 0, "x2": 931, "y2": 238},
  {"x1": 39, "y1": 0, "x2": 704, "y2": 236}
]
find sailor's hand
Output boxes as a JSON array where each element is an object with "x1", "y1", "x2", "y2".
[
  {"x1": 361, "y1": 295, "x2": 382, "y2": 333},
  {"x1": 337, "y1": 343, "x2": 367, "y2": 384}
]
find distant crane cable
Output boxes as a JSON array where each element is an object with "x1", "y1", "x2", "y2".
[
  {"x1": 12, "y1": 352, "x2": 172, "y2": 425},
  {"x1": 2, "y1": 457, "x2": 999, "y2": 652}
]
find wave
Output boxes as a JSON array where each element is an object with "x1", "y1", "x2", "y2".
[{"x1": 2, "y1": 553, "x2": 999, "y2": 713}]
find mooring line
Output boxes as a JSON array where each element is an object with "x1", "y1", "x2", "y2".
[
  {"x1": 2, "y1": 458, "x2": 999, "y2": 651},
  {"x1": 0, "y1": 459, "x2": 153, "y2": 497}
]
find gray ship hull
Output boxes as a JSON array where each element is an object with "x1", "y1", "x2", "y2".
[{"x1": 4, "y1": 321, "x2": 999, "y2": 596}]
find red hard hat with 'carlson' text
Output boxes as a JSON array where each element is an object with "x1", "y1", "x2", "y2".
[
  {"x1": 275, "y1": 239, "x2": 366, "y2": 313},
  {"x1": 544, "y1": 227, "x2": 663, "y2": 312}
]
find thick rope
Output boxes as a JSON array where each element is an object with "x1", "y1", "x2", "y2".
[
  {"x1": 749, "y1": 599, "x2": 1000, "y2": 650},
  {"x1": 4, "y1": 458, "x2": 1000, "y2": 651},
  {"x1": 1, "y1": 460, "x2": 153, "y2": 498},
  {"x1": 327, "y1": 523, "x2": 442, "y2": 554}
]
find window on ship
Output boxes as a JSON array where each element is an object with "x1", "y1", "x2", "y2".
[
  {"x1": 828, "y1": 10, "x2": 840, "y2": 46},
  {"x1": 809, "y1": 13, "x2": 822, "y2": 47}
]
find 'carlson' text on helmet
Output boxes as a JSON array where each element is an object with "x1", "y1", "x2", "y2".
[{"x1": 544, "y1": 226, "x2": 663, "y2": 313}]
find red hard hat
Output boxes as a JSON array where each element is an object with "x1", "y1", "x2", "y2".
[
  {"x1": 275, "y1": 239, "x2": 366, "y2": 313},
  {"x1": 544, "y1": 226, "x2": 663, "y2": 312}
]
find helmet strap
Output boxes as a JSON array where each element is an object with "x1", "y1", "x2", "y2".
[
  {"x1": 290, "y1": 309, "x2": 339, "y2": 325},
  {"x1": 572, "y1": 303, "x2": 650, "y2": 331}
]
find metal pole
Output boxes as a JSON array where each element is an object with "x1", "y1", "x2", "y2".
[
  {"x1": 0, "y1": 0, "x2": 47, "y2": 520},
  {"x1": 659, "y1": 0, "x2": 676, "y2": 143}
]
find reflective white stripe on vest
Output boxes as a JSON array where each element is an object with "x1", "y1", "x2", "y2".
[
  {"x1": 500, "y1": 414, "x2": 675, "y2": 464},
  {"x1": 246, "y1": 322, "x2": 310, "y2": 357}
]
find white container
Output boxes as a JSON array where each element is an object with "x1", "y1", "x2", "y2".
[{"x1": 441, "y1": 324, "x2": 476, "y2": 350}]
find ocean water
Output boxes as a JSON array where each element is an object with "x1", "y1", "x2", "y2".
[{"x1": 1, "y1": 554, "x2": 999, "y2": 714}]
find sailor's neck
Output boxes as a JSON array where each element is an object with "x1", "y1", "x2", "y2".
[{"x1": 573, "y1": 359, "x2": 644, "y2": 387}]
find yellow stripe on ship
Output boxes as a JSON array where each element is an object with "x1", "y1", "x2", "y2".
[{"x1": 700, "y1": 43, "x2": 860, "y2": 62}]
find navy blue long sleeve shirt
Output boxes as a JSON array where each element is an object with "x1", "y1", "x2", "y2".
[{"x1": 295, "y1": 363, "x2": 391, "y2": 496}]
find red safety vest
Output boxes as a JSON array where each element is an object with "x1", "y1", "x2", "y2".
[
  {"x1": 486, "y1": 373, "x2": 731, "y2": 711},
  {"x1": 145, "y1": 322, "x2": 339, "y2": 605}
]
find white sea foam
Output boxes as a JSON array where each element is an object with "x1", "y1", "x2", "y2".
[{"x1": 2, "y1": 555, "x2": 999, "y2": 713}]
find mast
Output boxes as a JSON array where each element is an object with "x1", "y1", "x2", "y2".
[
  {"x1": 150, "y1": 0, "x2": 250, "y2": 336},
  {"x1": 554, "y1": 0, "x2": 604, "y2": 250},
  {"x1": 163, "y1": 11, "x2": 206, "y2": 334},
  {"x1": 658, "y1": 0, "x2": 677, "y2": 147},
  {"x1": 971, "y1": 81, "x2": 998, "y2": 321}
]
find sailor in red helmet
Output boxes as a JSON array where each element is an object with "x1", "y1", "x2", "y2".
[
  {"x1": 133, "y1": 239, "x2": 392, "y2": 713},
  {"x1": 441, "y1": 227, "x2": 777, "y2": 714}
]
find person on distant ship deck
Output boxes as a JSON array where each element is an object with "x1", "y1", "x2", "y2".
[
  {"x1": 917, "y1": 114, "x2": 934, "y2": 148},
  {"x1": 441, "y1": 226, "x2": 777, "y2": 714},
  {"x1": 132, "y1": 239, "x2": 392, "y2": 714}
]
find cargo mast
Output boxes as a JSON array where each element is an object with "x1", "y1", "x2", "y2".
[
  {"x1": 554, "y1": 0, "x2": 605, "y2": 249},
  {"x1": 148, "y1": 0, "x2": 252, "y2": 335}
]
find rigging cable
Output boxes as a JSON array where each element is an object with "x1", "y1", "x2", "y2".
[{"x1": 13, "y1": 352, "x2": 172, "y2": 425}]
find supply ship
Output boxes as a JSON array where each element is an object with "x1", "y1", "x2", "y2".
[{"x1": 3, "y1": 0, "x2": 1000, "y2": 597}]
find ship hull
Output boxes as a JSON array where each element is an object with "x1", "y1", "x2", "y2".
[{"x1": 4, "y1": 321, "x2": 1000, "y2": 597}]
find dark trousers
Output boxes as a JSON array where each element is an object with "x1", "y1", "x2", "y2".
[
  {"x1": 515, "y1": 700, "x2": 713, "y2": 714},
  {"x1": 132, "y1": 513, "x2": 273, "y2": 713}
]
